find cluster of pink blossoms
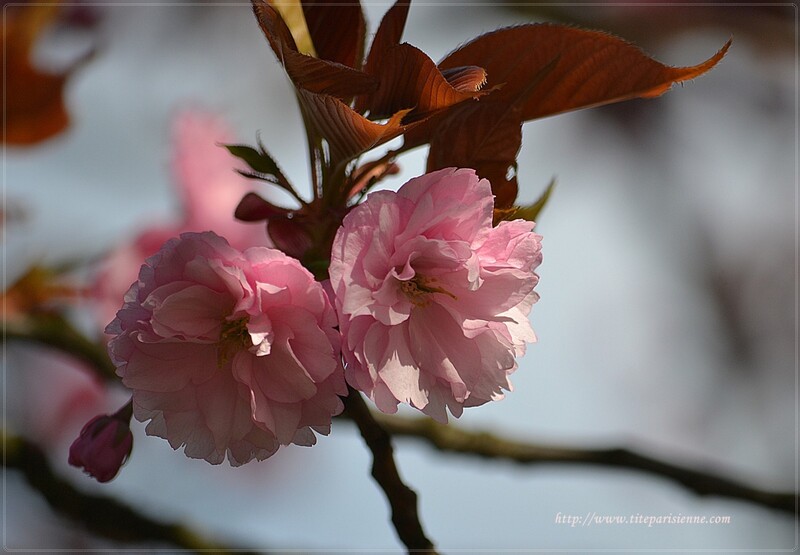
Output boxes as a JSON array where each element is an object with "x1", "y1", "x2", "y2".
[{"x1": 103, "y1": 168, "x2": 542, "y2": 466}]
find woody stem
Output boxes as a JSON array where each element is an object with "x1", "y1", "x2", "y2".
[{"x1": 343, "y1": 388, "x2": 437, "y2": 554}]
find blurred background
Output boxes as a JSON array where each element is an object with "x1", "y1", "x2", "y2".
[{"x1": 3, "y1": 1, "x2": 796, "y2": 551}]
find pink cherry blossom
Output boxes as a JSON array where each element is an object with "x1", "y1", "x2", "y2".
[
  {"x1": 329, "y1": 168, "x2": 542, "y2": 422},
  {"x1": 68, "y1": 404, "x2": 134, "y2": 483},
  {"x1": 94, "y1": 110, "x2": 268, "y2": 327},
  {"x1": 107, "y1": 232, "x2": 346, "y2": 465},
  {"x1": 171, "y1": 110, "x2": 268, "y2": 250}
]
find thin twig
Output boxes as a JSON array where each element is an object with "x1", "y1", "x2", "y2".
[
  {"x1": 374, "y1": 413, "x2": 796, "y2": 515},
  {"x1": 343, "y1": 389, "x2": 437, "y2": 554},
  {"x1": 3, "y1": 431, "x2": 264, "y2": 553}
]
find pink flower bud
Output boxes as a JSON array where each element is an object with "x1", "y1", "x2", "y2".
[{"x1": 68, "y1": 406, "x2": 133, "y2": 483}]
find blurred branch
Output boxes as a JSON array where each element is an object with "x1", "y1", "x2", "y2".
[
  {"x1": 4, "y1": 313, "x2": 117, "y2": 381},
  {"x1": 10, "y1": 314, "x2": 793, "y2": 521},
  {"x1": 343, "y1": 389, "x2": 437, "y2": 554},
  {"x1": 9, "y1": 313, "x2": 438, "y2": 551},
  {"x1": 2, "y1": 431, "x2": 264, "y2": 553},
  {"x1": 374, "y1": 413, "x2": 796, "y2": 515}
]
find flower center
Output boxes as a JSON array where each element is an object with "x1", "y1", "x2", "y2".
[
  {"x1": 217, "y1": 316, "x2": 250, "y2": 367},
  {"x1": 399, "y1": 275, "x2": 457, "y2": 307}
]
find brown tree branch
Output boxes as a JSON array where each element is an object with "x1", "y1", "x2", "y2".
[
  {"x1": 8, "y1": 315, "x2": 794, "y2": 522},
  {"x1": 343, "y1": 389, "x2": 437, "y2": 554},
  {"x1": 373, "y1": 413, "x2": 796, "y2": 515},
  {"x1": 3, "y1": 431, "x2": 265, "y2": 553}
]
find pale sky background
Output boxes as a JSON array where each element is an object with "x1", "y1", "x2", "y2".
[{"x1": 4, "y1": 2, "x2": 796, "y2": 551}]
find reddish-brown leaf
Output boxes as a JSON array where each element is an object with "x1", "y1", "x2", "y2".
[
  {"x1": 438, "y1": 24, "x2": 731, "y2": 121},
  {"x1": 354, "y1": 0, "x2": 483, "y2": 120},
  {"x1": 416, "y1": 56, "x2": 558, "y2": 206},
  {"x1": 297, "y1": 88, "x2": 411, "y2": 165},
  {"x1": 301, "y1": 0, "x2": 366, "y2": 69},
  {"x1": 348, "y1": 159, "x2": 401, "y2": 199},
  {"x1": 267, "y1": 218, "x2": 314, "y2": 261},
  {"x1": 252, "y1": 0, "x2": 375, "y2": 99},
  {"x1": 419, "y1": 25, "x2": 730, "y2": 209},
  {"x1": 426, "y1": 101, "x2": 523, "y2": 208},
  {"x1": 234, "y1": 192, "x2": 293, "y2": 221},
  {"x1": 234, "y1": 192, "x2": 312, "y2": 259},
  {"x1": 4, "y1": 64, "x2": 69, "y2": 145},
  {"x1": 2, "y1": 5, "x2": 77, "y2": 145},
  {"x1": 360, "y1": 43, "x2": 486, "y2": 122},
  {"x1": 440, "y1": 66, "x2": 488, "y2": 93},
  {"x1": 357, "y1": 0, "x2": 410, "y2": 111}
]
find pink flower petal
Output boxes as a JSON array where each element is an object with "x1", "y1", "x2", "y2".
[{"x1": 146, "y1": 283, "x2": 231, "y2": 340}]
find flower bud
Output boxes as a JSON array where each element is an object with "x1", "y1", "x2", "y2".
[{"x1": 68, "y1": 404, "x2": 133, "y2": 482}]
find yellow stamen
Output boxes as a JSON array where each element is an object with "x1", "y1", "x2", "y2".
[
  {"x1": 399, "y1": 275, "x2": 457, "y2": 307},
  {"x1": 217, "y1": 317, "x2": 250, "y2": 368}
]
